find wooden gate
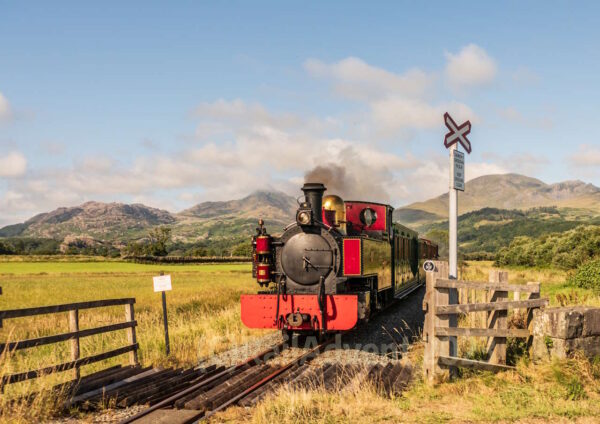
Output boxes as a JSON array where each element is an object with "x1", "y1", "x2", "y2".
[
  {"x1": 1, "y1": 298, "x2": 139, "y2": 387},
  {"x1": 422, "y1": 261, "x2": 548, "y2": 383}
]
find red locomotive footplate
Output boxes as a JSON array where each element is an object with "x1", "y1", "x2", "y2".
[{"x1": 241, "y1": 294, "x2": 358, "y2": 331}]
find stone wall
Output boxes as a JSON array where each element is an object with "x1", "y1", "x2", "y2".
[{"x1": 532, "y1": 307, "x2": 600, "y2": 361}]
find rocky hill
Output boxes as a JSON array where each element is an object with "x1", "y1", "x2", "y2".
[
  {"x1": 172, "y1": 191, "x2": 297, "y2": 244},
  {"x1": 0, "y1": 201, "x2": 176, "y2": 240},
  {"x1": 2, "y1": 174, "x2": 598, "y2": 256},
  {"x1": 395, "y1": 174, "x2": 600, "y2": 227},
  {"x1": 179, "y1": 191, "x2": 297, "y2": 221},
  {"x1": 0, "y1": 192, "x2": 298, "y2": 246}
]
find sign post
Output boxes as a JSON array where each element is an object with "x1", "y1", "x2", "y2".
[
  {"x1": 153, "y1": 272, "x2": 172, "y2": 355},
  {"x1": 443, "y1": 112, "x2": 471, "y2": 280}
]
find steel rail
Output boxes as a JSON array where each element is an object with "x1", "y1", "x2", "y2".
[
  {"x1": 198, "y1": 336, "x2": 335, "y2": 422},
  {"x1": 119, "y1": 340, "x2": 289, "y2": 424}
]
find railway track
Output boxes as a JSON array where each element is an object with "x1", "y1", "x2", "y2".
[
  {"x1": 51, "y1": 333, "x2": 411, "y2": 424},
  {"x1": 51, "y1": 286, "x2": 424, "y2": 423},
  {"x1": 45, "y1": 285, "x2": 424, "y2": 423},
  {"x1": 116, "y1": 337, "x2": 331, "y2": 423}
]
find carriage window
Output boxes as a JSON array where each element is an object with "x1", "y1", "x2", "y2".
[{"x1": 359, "y1": 208, "x2": 378, "y2": 226}]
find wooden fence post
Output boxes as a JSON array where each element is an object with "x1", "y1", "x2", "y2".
[
  {"x1": 125, "y1": 303, "x2": 139, "y2": 366},
  {"x1": 526, "y1": 282, "x2": 541, "y2": 350},
  {"x1": 68, "y1": 309, "x2": 80, "y2": 380},
  {"x1": 423, "y1": 261, "x2": 453, "y2": 383},
  {"x1": 487, "y1": 270, "x2": 508, "y2": 364}
]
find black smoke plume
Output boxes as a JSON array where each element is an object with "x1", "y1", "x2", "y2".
[{"x1": 304, "y1": 162, "x2": 390, "y2": 202}]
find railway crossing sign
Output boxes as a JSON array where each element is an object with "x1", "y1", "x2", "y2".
[
  {"x1": 443, "y1": 111, "x2": 473, "y2": 281},
  {"x1": 443, "y1": 112, "x2": 472, "y2": 154},
  {"x1": 423, "y1": 260, "x2": 435, "y2": 272}
]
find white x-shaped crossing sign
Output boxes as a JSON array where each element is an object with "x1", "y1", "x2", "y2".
[{"x1": 444, "y1": 112, "x2": 472, "y2": 154}]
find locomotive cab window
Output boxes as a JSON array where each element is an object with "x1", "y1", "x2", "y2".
[{"x1": 359, "y1": 208, "x2": 378, "y2": 226}]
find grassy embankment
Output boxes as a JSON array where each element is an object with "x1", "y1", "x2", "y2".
[{"x1": 0, "y1": 257, "x2": 269, "y2": 422}]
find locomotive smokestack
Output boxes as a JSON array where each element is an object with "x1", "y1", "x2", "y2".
[{"x1": 301, "y1": 182, "x2": 326, "y2": 222}]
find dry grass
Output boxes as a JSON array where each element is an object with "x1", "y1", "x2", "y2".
[
  {"x1": 214, "y1": 261, "x2": 600, "y2": 423},
  {"x1": 461, "y1": 261, "x2": 600, "y2": 307},
  {"x1": 2, "y1": 258, "x2": 599, "y2": 422},
  {"x1": 0, "y1": 258, "x2": 270, "y2": 422},
  {"x1": 216, "y1": 348, "x2": 600, "y2": 423}
]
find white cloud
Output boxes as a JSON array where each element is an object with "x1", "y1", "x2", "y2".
[
  {"x1": 481, "y1": 151, "x2": 549, "y2": 176},
  {"x1": 0, "y1": 151, "x2": 27, "y2": 177},
  {"x1": 465, "y1": 162, "x2": 509, "y2": 181},
  {"x1": 0, "y1": 92, "x2": 11, "y2": 120},
  {"x1": 0, "y1": 53, "x2": 510, "y2": 225},
  {"x1": 0, "y1": 104, "x2": 434, "y2": 226},
  {"x1": 569, "y1": 144, "x2": 600, "y2": 167},
  {"x1": 512, "y1": 66, "x2": 540, "y2": 85},
  {"x1": 445, "y1": 44, "x2": 497, "y2": 89},
  {"x1": 304, "y1": 56, "x2": 480, "y2": 137},
  {"x1": 194, "y1": 98, "x2": 301, "y2": 129},
  {"x1": 41, "y1": 141, "x2": 66, "y2": 155},
  {"x1": 371, "y1": 98, "x2": 477, "y2": 135},
  {"x1": 497, "y1": 106, "x2": 553, "y2": 130},
  {"x1": 304, "y1": 57, "x2": 435, "y2": 101}
]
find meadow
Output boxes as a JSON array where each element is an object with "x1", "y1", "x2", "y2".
[
  {"x1": 218, "y1": 261, "x2": 600, "y2": 423},
  {"x1": 0, "y1": 257, "x2": 599, "y2": 423},
  {"x1": 0, "y1": 257, "x2": 270, "y2": 422}
]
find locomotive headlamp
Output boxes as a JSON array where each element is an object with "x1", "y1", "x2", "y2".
[{"x1": 297, "y1": 210, "x2": 311, "y2": 225}]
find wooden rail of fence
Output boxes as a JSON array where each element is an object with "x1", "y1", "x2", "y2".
[
  {"x1": 422, "y1": 261, "x2": 548, "y2": 383},
  {"x1": 0, "y1": 298, "x2": 139, "y2": 387}
]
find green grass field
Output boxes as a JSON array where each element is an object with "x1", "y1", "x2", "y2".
[
  {"x1": 1, "y1": 257, "x2": 599, "y2": 423},
  {"x1": 0, "y1": 257, "x2": 272, "y2": 422}
]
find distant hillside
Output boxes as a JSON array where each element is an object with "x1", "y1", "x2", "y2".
[
  {"x1": 172, "y1": 191, "x2": 297, "y2": 246},
  {"x1": 0, "y1": 191, "x2": 298, "y2": 256},
  {"x1": 395, "y1": 174, "x2": 600, "y2": 226},
  {"x1": 422, "y1": 206, "x2": 600, "y2": 259},
  {"x1": 179, "y1": 191, "x2": 296, "y2": 221},
  {"x1": 0, "y1": 201, "x2": 176, "y2": 240},
  {"x1": 2, "y1": 174, "x2": 599, "y2": 257}
]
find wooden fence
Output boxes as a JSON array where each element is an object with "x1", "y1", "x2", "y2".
[
  {"x1": 0, "y1": 298, "x2": 139, "y2": 387},
  {"x1": 422, "y1": 261, "x2": 548, "y2": 383}
]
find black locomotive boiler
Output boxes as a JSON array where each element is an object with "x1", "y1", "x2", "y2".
[{"x1": 241, "y1": 183, "x2": 438, "y2": 335}]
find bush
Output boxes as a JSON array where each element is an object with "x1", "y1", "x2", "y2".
[
  {"x1": 568, "y1": 258, "x2": 600, "y2": 291},
  {"x1": 231, "y1": 242, "x2": 252, "y2": 257},
  {"x1": 495, "y1": 225, "x2": 600, "y2": 269}
]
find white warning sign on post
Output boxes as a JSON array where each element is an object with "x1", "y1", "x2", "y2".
[
  {"x1": 450, "y1": 149, "x2": 465, "y2": 191},
  {"x1": 153, "y1": 274, "x2": 172, "y2": 292}
]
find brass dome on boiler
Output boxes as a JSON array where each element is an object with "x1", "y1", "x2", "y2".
[{"x1": 323, "y1": 194, "x2": 346, "y2": 233}]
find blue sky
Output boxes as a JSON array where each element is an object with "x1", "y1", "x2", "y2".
[{"x1": 1, "y1": 1, "x2": 600, "y2": 225}]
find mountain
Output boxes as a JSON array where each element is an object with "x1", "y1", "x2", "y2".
[
  {"x1": 395, "y1": 174, "x2": 600, "y2": 227},
  {"x1": 2, "y1": 174, "x2": 598, "y2": 256},
  {"x1": 0, "y1": 191, "x2": 298, "y2": 254},
  {"x1": 179, "y1": 191, "x2": 297, "y2": 221},
  {"x1": 0, "y1": 201, "x2": 176, "y2": 240},
  {"x1": 172, "y1": 191, "x2": 297, "y2": 244}
]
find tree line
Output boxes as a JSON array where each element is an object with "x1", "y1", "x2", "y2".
[{"x1": 495, "y1": 225, "x2": 600, "y2": 270}]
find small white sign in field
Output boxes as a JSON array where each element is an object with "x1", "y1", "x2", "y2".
[{"x1": 153, "y1": 274, "x2": 172, "y2": 292}]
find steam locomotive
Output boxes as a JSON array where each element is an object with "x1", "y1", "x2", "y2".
[{"x1": 241, "y1": 183, "x2": 438, "y2": 336}]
